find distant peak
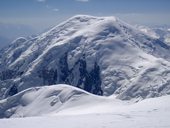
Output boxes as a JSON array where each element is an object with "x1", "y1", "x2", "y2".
[
  {"x1": 12, "y1": 37, "x2": 27, "y2": 43},
  {"x1": 11, "y1": 37, "x2": 27, "y2": 46},
  {"x1": 71, "y1": 14, "x2": 96, "y2": 19},
  {"x1": 69, "y1": 14, "x2": 117, "y2": 22}
]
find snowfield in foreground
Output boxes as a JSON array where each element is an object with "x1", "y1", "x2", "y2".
[{"x1": 0, "y1": 84, "x2": 170, "y2": 128}]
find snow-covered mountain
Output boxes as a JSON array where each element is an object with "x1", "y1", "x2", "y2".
[{"x1": 0, "y1": 15, "x2": 170, "y2": 100}]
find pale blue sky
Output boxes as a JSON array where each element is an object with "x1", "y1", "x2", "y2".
[{"x1": 0, "y1": 0, "x2": 170, "y2": 31}]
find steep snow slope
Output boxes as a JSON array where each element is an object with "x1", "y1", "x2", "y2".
[
  {"x1": 0, "y1": 84, "x2": 112, "y2": 118},
  {"x1": 0, "y1": 15, "x2": 170, "y2": 100},
  {"x1": 0, "y1": 85, "x2": 170, "y2": 128}
]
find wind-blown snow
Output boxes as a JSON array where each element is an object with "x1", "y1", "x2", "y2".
[
  {"x1": 0, "y1": 84, "x2": 101, "y2": 117},
  {"x1": 0, "y1": 84, "x2": 170, "y2": 128},
  {"x1": 136, "y1": 25, "x2": 160, "y2": 39}
]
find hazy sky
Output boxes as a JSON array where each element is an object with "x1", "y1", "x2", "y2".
[{"x1": 1, "y1": 0, "x2": 170, "y2": 31}]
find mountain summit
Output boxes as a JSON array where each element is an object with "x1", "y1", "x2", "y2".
[{"x1": 0, "y1": 15, "x2": 170, "y2": 100}]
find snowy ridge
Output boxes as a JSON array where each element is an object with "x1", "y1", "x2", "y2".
[
  {"x1": 0, "y1": 15, "x2": 170, "y2": 100},
  {"x1": 0, "y1": 84, "x2": 170, "y2": 118},
  {"x1": 0, "y1": 84, "x2": 170, "y2": 128},
  {"x1": 0, "y1": 84, "x2": 122, "y2": 118}
]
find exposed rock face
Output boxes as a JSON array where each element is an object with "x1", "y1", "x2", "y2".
[{"x1": 37, "y1": 53, "x2": 103, "y2": 95}]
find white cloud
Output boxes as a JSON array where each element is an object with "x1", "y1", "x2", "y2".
[
  {"x1": 53, "y1": 8, "x2": 59, "y2": 12},
  {"x1": 76, "y1": 0, "x2": 89, "y2": 2},
  {"x1": 37, "y1": 0, "x2": 46, "y2": 2},
  {"x1": 44, "y1": 4, "x2": 59, "y2": 12},
  {"x1": 113, "y1": 13, "x2": 170, "y2": 26}
]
